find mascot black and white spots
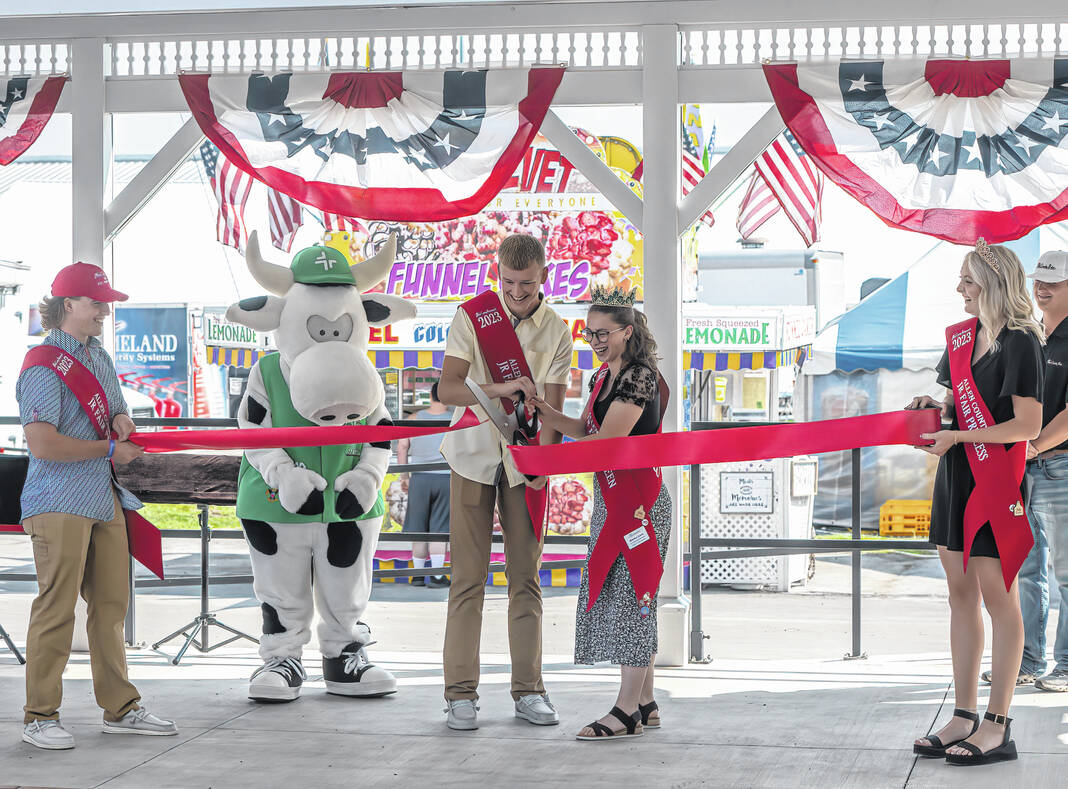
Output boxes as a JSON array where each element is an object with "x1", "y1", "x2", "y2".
[{"x1": 226, "y1": 231, "x2": 416, "y2": 702}]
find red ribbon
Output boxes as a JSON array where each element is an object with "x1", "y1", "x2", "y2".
[
  {"x1": 946, "y1": 318, "x2": 1034, "y2": 591},
  {"x1": 509, "y1": 409, "x2": 941, "y2": 476},
  {"x1": 129, "y1": 408, "x2": 481, "y2": 452}
]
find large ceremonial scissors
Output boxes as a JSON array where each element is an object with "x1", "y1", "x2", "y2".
[{"x1": 463, "y1": 377, "x2": 538, "y2": 448}]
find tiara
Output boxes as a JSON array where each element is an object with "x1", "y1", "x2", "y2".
[
  {"x1": 975, "y1": 237, "x2": 1001, "y2": 273},
  {"x1": 590, "y1": 284, "x2": 637, "y2": 307}
]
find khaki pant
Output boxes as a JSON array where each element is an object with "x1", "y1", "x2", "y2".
[
  {"x1": 22, "y1": 490, "x2": 140, "y2": 724},
  {"x1": 443, "y1": 472, "x2": 545, "y2": 701}
]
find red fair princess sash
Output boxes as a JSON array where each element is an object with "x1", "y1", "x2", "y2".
[
  {"x1": 460, "y1": 289, "x2": 548, "y2": 539},
  {"x1": 946, "y1": 318, "x2": 1034, "y2": 591},
  {"x1": 583, "y1": 363, "x2": 670, "y2": 614},
  {"x1": 19, "y1": 345, "x2": 165, "y2": 579}
]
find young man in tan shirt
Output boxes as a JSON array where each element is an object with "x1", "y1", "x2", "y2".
[{"x1": 437, "y1": 234, "x2": 572, "y2": 730}]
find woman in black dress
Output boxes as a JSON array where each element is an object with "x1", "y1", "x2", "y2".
[
  {"x1": 529, "y1": 293, "x2": 668, "y2": 741},
  {"x1": 909, "y1": 243, "x2": 1044, "y2": 765}
]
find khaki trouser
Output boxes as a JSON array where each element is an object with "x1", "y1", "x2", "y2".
[
  {"x1": 22, "y1": 490, "x2": 140, "y2": 724},
  {"x1": 443, "y1": 472, "x2": 545, "y2": 701}
]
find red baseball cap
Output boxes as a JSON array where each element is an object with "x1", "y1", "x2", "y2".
[{"x1": 51, "y1": 262, "x2": 128, "y2": 302}]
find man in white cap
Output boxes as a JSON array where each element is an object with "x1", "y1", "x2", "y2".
[{"x1": 989, "y1": 250, "x2": 1068, "y2": 692}]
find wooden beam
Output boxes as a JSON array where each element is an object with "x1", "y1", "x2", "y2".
[
  {"x1": 677, "y1": 105, "x2": 784, "y2": 232},
  {"x1": 539, "y1": 109, "x2": 643, "y2": 232},
  {"x1": 104, "y1": 117, "x2": 203, "y2": 244}
]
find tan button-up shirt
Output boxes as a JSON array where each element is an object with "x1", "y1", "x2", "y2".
[{"x1": 440, "y1": 291, "x2": 573, "y2": 487}]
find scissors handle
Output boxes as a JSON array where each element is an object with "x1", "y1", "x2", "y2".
[{"x1": 514, "y1": 391, "x2": 539, "y2": 439}]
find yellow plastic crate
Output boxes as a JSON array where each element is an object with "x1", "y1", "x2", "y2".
[{"x1": 879, "y1": 499, "x2": 932, "y2": 537}]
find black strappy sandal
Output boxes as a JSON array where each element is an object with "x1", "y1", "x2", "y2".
[
  {"x1": 575, "y1": 706, "x2": 643, "y2": 741},
  {"x1": 913, "y1": 708, "x2": 979, "y2": 757},
  {"x1": 638, "y1": 701, "x2": 660, "y2": 730},
  {"x1": 945, "y1": 712, "x2": 1018, "y2": 766}
]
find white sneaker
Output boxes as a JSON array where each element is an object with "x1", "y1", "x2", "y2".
[
  {"x1": 22, "y1": 719, "x2": 75, "y2": 750},
  {"x1": 102, "y1": 708, "x2": 178, "y2": 736},
  {"x1": 249, "y1": 656, "x2": 306, "y2": 702},
  {"x1": 445, "y1": 699, "x2": 479, "y2": 730},
  {"x1": 515, "y1": 693, "x2": 560, "y2": 725}
]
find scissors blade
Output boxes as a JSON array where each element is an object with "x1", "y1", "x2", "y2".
[{"x1": 464, "y1": 378, "x2": 520, "y2": 442}]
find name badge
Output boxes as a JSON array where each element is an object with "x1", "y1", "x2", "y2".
[{"x1": 624, "y1": 526, "x2": 650, "y2": 550}]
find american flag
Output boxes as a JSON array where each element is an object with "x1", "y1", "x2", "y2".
[
  {"x1": 323, "y1": 213, "x2": 368, "y2": 234},
  {"x1": 739, "y1": 131, "x2": 823, "y2": 246},
  {"x1": 681, "y1": 107, "x2": 715, "y2": 229},
  {"x1": 736, "y1": 171, "x2": 781, "y2": 239},
  {"x1": 199, "y1": 141, "x2": 254, "y2": 253},
  {"x1": 267, "y1": 188, "x2": 304, "y2": 252}
]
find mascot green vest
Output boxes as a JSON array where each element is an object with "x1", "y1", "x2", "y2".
[{"x1": 236, "y1": 352, "x2": 385, "y2": 524}]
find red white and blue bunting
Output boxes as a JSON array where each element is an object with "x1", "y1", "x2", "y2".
[
  {"x1": 0, "y1": 76, "x2": 66, "y2": 166},
  {"x1": 179, "y1": 67, "x2": 564, "y2": 222},
  {"x1": 764, "y1": 59, "x2": 1068, "y2": 243}
]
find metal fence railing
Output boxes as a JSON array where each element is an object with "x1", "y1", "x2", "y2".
[{"x1": 687, "y1": 420, "x2": 936, "y2": 662}]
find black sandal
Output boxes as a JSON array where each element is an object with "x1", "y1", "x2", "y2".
[
  {"x1": 913, "y1": 708, "x2": 979, "y2": 756},
  {"x1": 575, "y1": 706, "x2": 643, "y2": 741},
  {"x1": 945, "y1": 712, "x2": 1018, "y2": 765},
  {"x1": 638, "y1": 700, "x2": 660, "y2": 729}
]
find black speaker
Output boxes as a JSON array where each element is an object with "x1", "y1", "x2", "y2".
[{"x1": 0, "y1": 454, "x2": 29, "y2": 525}]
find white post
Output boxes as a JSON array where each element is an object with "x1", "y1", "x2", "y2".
[
  {"x1": 71, "y1": 38, "x2": 111, "y2": 269},
  {"x1": 641, "y1": 24, "x2": 688, "y2": 667}
]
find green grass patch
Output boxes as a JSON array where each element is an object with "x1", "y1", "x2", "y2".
[{"x1": 141, "y1": 502, "x2": 241, "y2": 530}]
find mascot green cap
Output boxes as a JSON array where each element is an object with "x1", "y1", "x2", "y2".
[{"x1": 289, "y1": 246, "x2": 356, "y2": 286}]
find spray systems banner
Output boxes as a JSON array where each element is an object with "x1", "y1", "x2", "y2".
[{"x1": 114, "y1": 305, "x2": 190, "y2": 418}]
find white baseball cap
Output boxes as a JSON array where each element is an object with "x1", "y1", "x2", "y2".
[{"x1": 1031, "y1": 250, "x2": 1068, "y2": 283}]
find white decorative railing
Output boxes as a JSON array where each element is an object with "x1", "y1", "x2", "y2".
[
  {"x1": 0, "y1": 42, "x2": 72, "y2": 77},
  {"x1": 8, "y1": 22, "x2": 1068, "y2": 80},
  {"x1": 104, "y1": 29, "x2": 643, "y2": 76},
  {"x1": 681, "y1": 21, "x2": 1068, "y2": 65}
]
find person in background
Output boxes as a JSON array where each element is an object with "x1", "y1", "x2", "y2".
[
  {"x1": 992, "y1": 250, "x2": 1068, "y2": 693},
  {"x1": 910, "y1": 243, "x2": 1043, "y2": 766},
  {"x1": 16, "y1": 263, "x2": 178, "y2": 750},
  {"x1": 397, "y1": 382, "x2": 454, "y2": 588}
]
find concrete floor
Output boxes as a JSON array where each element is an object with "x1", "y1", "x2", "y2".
[{"x1": 2, "y1": 539, "x2": 1067, "y2": 788}]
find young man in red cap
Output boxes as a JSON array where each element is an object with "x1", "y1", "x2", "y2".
[{"x1": 16, "y1": 262, "x2": 177, "y2": 750}]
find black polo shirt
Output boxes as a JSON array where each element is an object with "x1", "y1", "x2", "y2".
[{"x1": 1040, "y1": 317, "x2": 1068, "y2": 451}]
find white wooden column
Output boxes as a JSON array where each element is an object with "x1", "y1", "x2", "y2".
[
  {"x1": 71, "y1": 38, "x2": 111, "y2": 269},
  {"x1": 642, "y1": 23, "x2": 688, "y2": 667}
]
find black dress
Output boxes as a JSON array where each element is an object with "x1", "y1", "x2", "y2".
[{"x1": 929, "y1": 326, "x2": 1043, "y2": 557}]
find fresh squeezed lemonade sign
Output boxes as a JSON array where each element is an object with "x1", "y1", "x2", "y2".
[{"x1": 350, "y1": 128, "x2": 646, "y2": 303}]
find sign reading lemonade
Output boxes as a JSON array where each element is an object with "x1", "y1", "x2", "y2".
[{"x1": 682, "y1": 306, "x2": 816, "y2": 352}]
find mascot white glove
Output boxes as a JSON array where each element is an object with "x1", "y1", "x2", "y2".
[
  {"x1": 334, "y1": 467, "x2": 381, "y2": 520},
  {"x1": 272, "y1": 463, "x2": 329, "y2": 515}
]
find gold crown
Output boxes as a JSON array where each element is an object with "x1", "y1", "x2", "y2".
[
  {"x1": 590, "y1": 284, "x2": 637, "y2": 306},
  {"x1": 975, "y1": 237, "x2": 1001, "y2": 273}
]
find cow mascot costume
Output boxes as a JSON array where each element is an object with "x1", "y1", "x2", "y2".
[{"x1": 226, "y1": 231, "x2": 415, "y2": 702}]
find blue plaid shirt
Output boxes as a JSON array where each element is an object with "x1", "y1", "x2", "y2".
[{"x1": 16, "y1": 329, "x2": 141, "y2": 522}]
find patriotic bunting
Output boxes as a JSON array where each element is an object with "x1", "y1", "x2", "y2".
[
  {"x1": 0, "y1": 75, "x2": 66, "y2": 166},
  {"x1": 179, "y1": 67, "x2": 564, "y2": 222},
  {"x1": 764, "y1": 59, "x2": 1068, "y2": 243}
]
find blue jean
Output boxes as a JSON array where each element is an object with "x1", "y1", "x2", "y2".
[{"x1": 1020, "y1": 455, "x2": 1068, "y2": 675}]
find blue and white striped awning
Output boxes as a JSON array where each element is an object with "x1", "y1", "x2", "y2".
[{"x1": 807, "y1": 255, "x2": 966, "y2": 374}]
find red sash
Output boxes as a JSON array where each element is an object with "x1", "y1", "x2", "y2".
[
  {"x1": 945, "y1": 318, "x2": 1034, "y2": 590},
  {"x1": 460, "y1": 289, "x2": 548, "y2": 539},
  {"x1": 18, "y1": 345, "x2": 165, "y2": 579},
  {"x1": 582, "y1": 363, "x2": 670, "y2": 614}
]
